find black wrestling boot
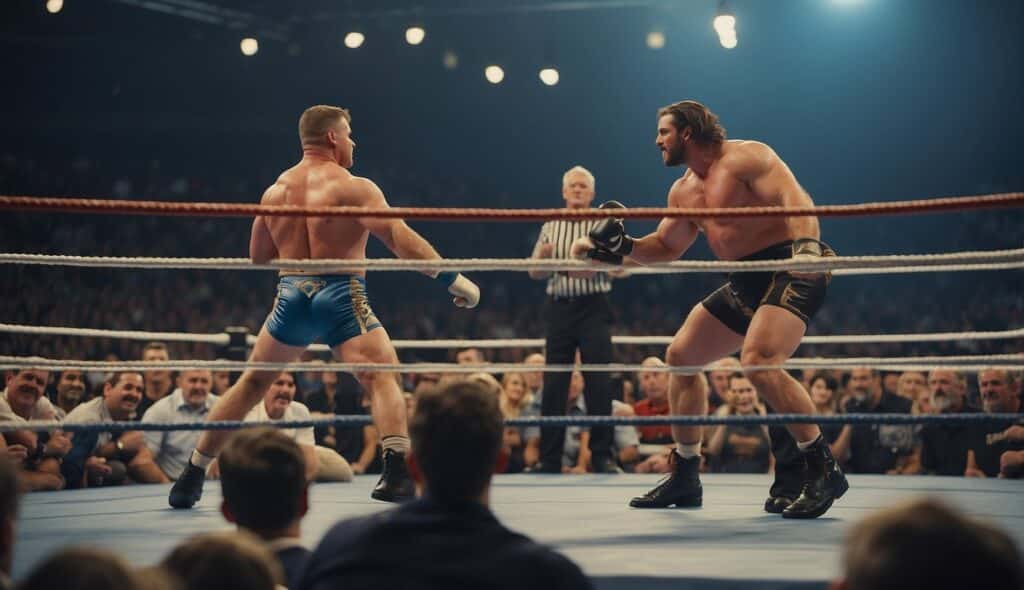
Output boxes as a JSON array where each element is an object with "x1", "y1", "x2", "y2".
[
  {"x1": 629, "y1": 451, "x2": 702, "y2": 508},
  {"x1": 371, "y1": 450, "x2": 416, "y2": 503},
  {"x1": 782, "y1": 438, "x2": 849, "y2": 519},
  {"x1": 765, "y1": 425, "x2": 805, "y2": 514},
  {"x1": 168, "y1": 462, "x2": 206, "y2": 509}
]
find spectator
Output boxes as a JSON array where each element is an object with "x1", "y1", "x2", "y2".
[
  {"x1": 16, "y1": 547, "x2": 148, "y2": 590},
  {"x1": 522, "y1": 353, "x2": 545, "y2": 399},
  {"x1": 219, "y1": 428, "x2": 311, "y2": 589},
  {"x1": 305, "y1": 370, "x2": 365, "y2": 464},
  {"x1": 832, "y1": 498, "x2": 1022, "y2": 590},
  {"x1": 706, "y1": 373, "x2": 771, "y2": 474},
  {"x1": 0, "y1": 458, "x2": 18, "y2": 590},
  {"x1": 833, "y1": 368, "x2": 914, "y2": 474},
  {"x1": 1, "y1": 368, "x2": 69, "y2": 491},
  {"x1": 706, "y1": 357, "x2": 741, "y2": 415},
  {"x1": 62, "y1": 372, "x2": 169, "y2": 488},
  {"x1": 51, "y1": 369, "x2": 88, "y2": 419},
  {"x1": 242, "y1": 373, "x2": 353, "y2": 483},
  {"x1": 917, "y1": 370, "x2": 975, "y2": 476},
  {"x1": 808, "y1": 372, "x2": 846, "y2": 455},
  {"x1": 297, "y1": 379, "x2": 592, "y2": 590},
  {"x1": 632, "y1": 357, "x2": 673, "y2": 447},
  {"x1": 163, "y1": 531, "x2": 282, "y2": 590},
  {"x1": 211, "y1": 370, "x2": 232, "y2": 396},
  {"x1": 966, "y1": 368, "x2": 1023, "y2": 478},
  {"x1": 561, "y1": 371, "x2": 592, "y2": 474},
  {"x1": 498, "y1": 372, "x2": 536, "y2": 473},
  {"x1": 520, "y1": 353, "x2": 546, "y2": 468},
  {"x1": 138, "y1": 342, "x2": 174, "y2": 417},
  {"x1": 141, "y1": 369, "x2": 219, "y2": 480},
  {"x1": 896, "y1": 371, "x2": 927, "y2": 402},
  {"x1": 609, "y1": 400, "x2": 640, "y2": 472},
  {"x1": 455, "y1": 348, "x2": 486, "y2": 365}
]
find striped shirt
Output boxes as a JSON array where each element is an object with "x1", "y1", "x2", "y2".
[{"x1": 536, "y1": 219, "x2": 613, "y2": 298}]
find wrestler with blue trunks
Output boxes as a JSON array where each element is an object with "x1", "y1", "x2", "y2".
[{"x1": 170, "y1": 105, "x2": 480, "y2": 508}]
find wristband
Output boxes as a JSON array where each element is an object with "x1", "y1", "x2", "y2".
[{"x1": 436, "y1": 271, "x2": 459, "y2": 287}]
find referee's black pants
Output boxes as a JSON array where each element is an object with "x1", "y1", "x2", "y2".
[{"x1": 540, "y1": 293, "x2": 614, "y2": 468}]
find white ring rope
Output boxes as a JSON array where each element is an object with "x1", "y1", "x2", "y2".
[
  {"x1": 1, "y1": 354, "x2": 1020, "y2": 374},
  {"x1": 2, "y1": 247, "x2": 1023, "y2": 274},
  {"x1": 2, "y1": 322, "x2": 1022, "y2": 350}
]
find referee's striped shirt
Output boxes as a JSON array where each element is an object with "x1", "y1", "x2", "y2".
[{"x1": 536, "y1": 219, "x2": 613, "y2": 298}]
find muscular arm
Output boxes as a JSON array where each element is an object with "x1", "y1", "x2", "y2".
[
  {"x1": 249, "y1": 216, "x2": 279, "y2": 264},
  {"x1": 627, "y1": 180, "x2": 700, "y2": 264},
  {"x1": 353, "y1": 179, "x2": 444, "y2": 276}
]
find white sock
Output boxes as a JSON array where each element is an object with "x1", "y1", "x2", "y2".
[
  {"x1": 190, "y1": 449, "x2": 214, "y2": 469},
  {"x1": 676, "y1": 442, "x2": 701, "y2": 459},
  {"x1": 381, "y1": 435, "x2": 411, "y2": 455},
  {"x1": 797, "y1": 434, "x2": 823, "y2": 452}
]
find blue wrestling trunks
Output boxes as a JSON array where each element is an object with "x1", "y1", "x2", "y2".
[{"x1": 266, "y1": 275, "x2": 382, "y2": 348}]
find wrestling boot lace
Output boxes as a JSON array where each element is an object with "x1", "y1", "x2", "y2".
[
  {"x1": 168, "y1": 462, "x2": 206, "y2": 509},
  {"x1": 782, "y1": 439, "x2": 849, "y2": 519},
  {"x1": 371, "y1": 449, "x2": 416, "y2": 503},
  {"x1": 629, "y1": 451, "x2": 702, "y2": 508}
]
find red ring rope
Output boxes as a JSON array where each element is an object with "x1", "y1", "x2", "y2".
[{"x1": 0, "y1": 192, "x2": 1021, "y2": 220}]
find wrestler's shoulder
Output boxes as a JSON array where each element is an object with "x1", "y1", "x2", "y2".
[{"x1": 720, "y1": 140, "x2": 778, "y2": 167}]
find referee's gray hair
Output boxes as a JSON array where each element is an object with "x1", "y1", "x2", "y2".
[{"x1": 562, "y1": 165, "x2": 595, "y2": 189}]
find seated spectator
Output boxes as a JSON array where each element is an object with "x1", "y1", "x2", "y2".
[
  {"x1": 211, "y1": 369, "x2": 232, "y2": 397},
  {"x1": 519, "y1": 353, "x2": 546, "y2": 469},
  {"x1": 706, "y1": 357, "x2": 741, "y2": 415},
  {"x1": 305, "y1": 370, "x2": 366, "y2": 465},
  {"x1": 706, "y1": 373, "x2": 771, "y2": 474},
  {"x1": 561, "y1": 371, "x2": 591, "y2": 474},
  {"x1": 297, "y1": 379, "x2": 592, "y2": 590},
  {"x1": 831, "y1": 498, "x2": 1022, "y2": 590},
  {"x1": 916, "y1": 370, "x2": 975, "y2": 476},
  {"x1": 896, "y1": 371, "x2": 927, "y2": 402},
  {"x1": 633, "y1": 357, "x2": 673, "y2": 449},
  {"x1": 17, "y1": 547, "x2": 148, "y2": 590},
  {"x1": 163, "y1": 531, "x2": 282, "y2": 590},
  {"x1": 455, "y1": 347, "x2": 487, "y2": 366},
  {"x1": 1, "y1": 368, "x2": 69, "y2": 491},
  {"x1": 1, "y1": 457, "x2": 19, "y2": 590},
  {"x1": 220, "y1": 427, "x2": 311, "y2": 589},
  {"x1": 138, "y1": 342, "x2": 174, "y2": 418},
  {"x1": 609, "y1": 400, "x2": 640, "y2": 471},
  {"x1": 498, "y1": 372, "x2": 536, "y2": 473},
  {"x1": 141, "y1": 369, "x2": 219, "y2": 480},
  {"x1": 242, "y1": 372, "x2": 352, "y2": 483},
  {"x1": 808, "y1": 372, "x2": 846, "y2": 454},
  {"x1": 61, "y1": 372, "x2": 169, "y2": 488},
  {"x1": 833, "y1": 367, "x2": 914, "y2": 474},
  {"x1": 50, "y1": 369, "x2": 88, "y2": 419},
  {"x1": 966, "y1": 368, "x2": 1023, "y2": 478}
]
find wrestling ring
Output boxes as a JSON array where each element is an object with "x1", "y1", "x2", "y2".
[{"x1": 1, "y1": 192, "x2": 1023, "y2": 589}]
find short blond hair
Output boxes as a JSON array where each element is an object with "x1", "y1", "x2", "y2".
[
  {"x1": 562, "y1": 165, "x2": 595, "y2": 190},
  {"x1": 299, "y1": 105, "x2": 351, "y2": 146}
]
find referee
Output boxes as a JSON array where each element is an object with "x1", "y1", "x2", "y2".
[{"x1": 528, "y1": 165, "x2": 620, "y2": 473}]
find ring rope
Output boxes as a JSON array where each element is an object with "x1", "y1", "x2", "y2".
[
  {"x1": 2, "y1": 355, "x2": 1020, "y2": 374},
  {"x1": 1, "y1": 192, "x2": 1022, "y2": 220},
  {"x1": 2, "y1": 248, "x2": 1022, "y2": 274},
  {"x1": 4, "y1": 412, "x2": 1021, "y2": 435},
  {"x1": 2, "y1": 322, "x2": 1022, "y2": 349}
]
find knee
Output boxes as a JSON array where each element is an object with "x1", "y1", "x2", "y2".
[
  {"x1": 740, "y1": 349, "x2": 786, "y2": 388},
  {"x1": 665, "y1": 342, "x2": 697, "y2": 369}
]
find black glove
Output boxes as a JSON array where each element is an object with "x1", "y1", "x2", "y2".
[{"x1": 586, "y1": 200, "x2": 633, "y2": 264}]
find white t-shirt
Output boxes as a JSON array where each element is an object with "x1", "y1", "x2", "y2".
[
  {"x1": 0, "y1": 389, "x2": 59, "y2": 422},
  {"x1": 244, "y1": 399, "x2": 316, "y2": 447}
]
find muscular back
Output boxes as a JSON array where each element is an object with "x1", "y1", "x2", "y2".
[
  {"x1": 671, "y1": 140, "x2": 819, "y2": 260},
  {"x1": 260, "y1": 159, "x2": 372, "y2": 274}
]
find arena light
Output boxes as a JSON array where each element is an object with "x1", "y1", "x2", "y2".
[
  {"x1": 405, "y1": 26, "x2": 426, "y2": 46},
  {"x1": 443, "y1": 50, "x2": 458, "y2": 70},
  {"x1": 344, "y1": 31, "x2": 365, "y2": 49},
  {"x1": 714, "y1": 1, "x2": 737, "y2": 50},
  {"x1": 45, "y1": 0, "x2": 63, "y2": 14},
  {"x1": 240, "y1": 37, "x2": 259, "y2": 56},
  {"x1": 538, "y1": 68, "x2": 560, "y2": 86},
  {"x1": 484, "y1": 65, "x2": 505, "y2": 84},
  {"x1": 646, "y1": 30, "x2": 666, "y2": 50}
]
